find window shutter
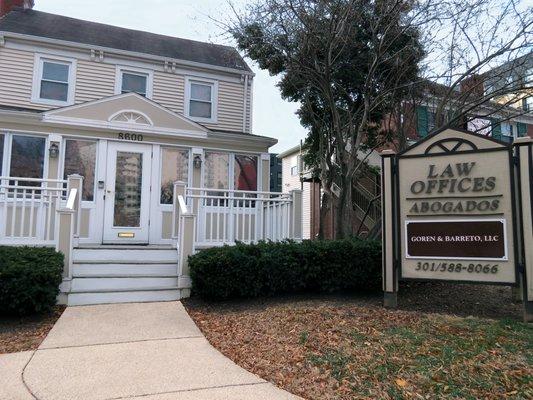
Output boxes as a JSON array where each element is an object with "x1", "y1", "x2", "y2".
[
  {"x1": 517, "y1": 122, "x2": 527, "y2": 137},
  {"x1": 416, "y1": 106, "x2": 428, "y2": 137},
  {"x1": 491, "y1": 119, "x2": 502, "y2": 141}
]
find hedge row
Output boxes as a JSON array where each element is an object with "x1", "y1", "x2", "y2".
[
  {"x1": 0, "y1": 246, "x2": 64, "y2": 316},
  {"x1": 189, "y1": 238, "x2": 381, "y2": 300}
]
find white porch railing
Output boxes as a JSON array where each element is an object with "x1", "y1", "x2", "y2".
[
  {"x1": 185, "y1": 187, "x2": 300, "y2": 247},
  {"x1": 0, "y1": 175, "x2": 83, "y2": 246},
  {"x1": 0, "y1": 177, "x2": 68, "y2": 245}
]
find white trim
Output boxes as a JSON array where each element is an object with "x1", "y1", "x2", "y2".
[
  {"x1": 184, "y1": 77, "x2": 218, "y2": 124},
  {"x1": 43, "y1": 115, "x2": 209, "y2": 138},
  {"x1": 31, "y1": 53, "x2": 77, "y2": 107},
  {"x1": 1, "y1": 31, "x2": 255, "y2": 77},
  {"x1": 115, "y1": 65, "x2": 154, "y2": 98},
  {"x1": 404, "y1": 218, "x2": 508, "y2": 261}
]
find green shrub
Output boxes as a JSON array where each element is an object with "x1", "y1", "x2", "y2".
[
  {"x1": 0, "y1": 246, "x2": 64, "y2": 316},
  {"x1": 189, "y1": 238, "x2": 381, "y2": 300}
]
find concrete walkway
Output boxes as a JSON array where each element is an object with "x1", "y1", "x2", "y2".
[{"x1": 0, "y1": 302, "x2": 300, "y2": 400}]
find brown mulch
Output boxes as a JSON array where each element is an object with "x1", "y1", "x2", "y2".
[
  {"x1": 184, "y1": 283, "x2": 532, "y2": 400},
  {"x1": 0, "y1": 306, "x2": 65, "y2": 354}
]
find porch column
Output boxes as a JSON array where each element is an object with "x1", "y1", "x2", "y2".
[
  {"x1": 178, "y1": 212, "x2": 196, "y2": 298},
  {"x1": 381, "y1": 149, "x2": 398, "y2": 308},
  {"x1": 515, "y1": 137, "x2": 533, "y2": 322},
  {"x1": 261, "y1": 153, "x2": 271, "y2": 192},
  {"x1": 55, "y1": 207, "x2": 75, "y2": 281},
  {"x1": 172, "y1": 181, "x2": 187, "y2": 244},
  {"x1": 290, "y1": 189, "x2": 303, "y2": 240},
  {"x1": 66, "y1": 174, "x2": 83, "y2": 245}
]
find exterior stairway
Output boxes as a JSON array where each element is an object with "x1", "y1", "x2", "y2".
[{"x1": 67, "y1": 245, "x2": 182, "y2": 306}]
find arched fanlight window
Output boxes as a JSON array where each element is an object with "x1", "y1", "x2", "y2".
[{"x1": 109, "y1": 111, "x2": 152, "y2": 126}]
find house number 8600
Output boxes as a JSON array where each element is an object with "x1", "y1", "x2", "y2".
[{"x1": 118, "y1": 133, "x2": 144, "y2": 142}]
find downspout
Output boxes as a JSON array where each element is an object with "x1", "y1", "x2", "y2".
[{"x1": 242, "y1": 75, "x2": 249, "y2": 133}]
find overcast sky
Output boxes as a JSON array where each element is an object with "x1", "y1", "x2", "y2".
[{"x1": 34, "y1": 0, "x2": 307, "y2": 153}]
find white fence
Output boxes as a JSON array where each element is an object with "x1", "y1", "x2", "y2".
[
  {"x1": 0, "y1": 177, "x2": 68, "y2": 245},
  {"x1": 185, "y1": 187, "x2": 300, "y2": 247}
]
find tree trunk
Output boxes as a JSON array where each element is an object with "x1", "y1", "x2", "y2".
[
  {"x1": 318, "y1": 191, "x2": 330, "y2": 240},
  {"x1": 334, "y1": 175, "x2": 356, "y2": 239}
]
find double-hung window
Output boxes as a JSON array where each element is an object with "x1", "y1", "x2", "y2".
[
  {"x1": 32, "y1": 55, "x2": 75, "y2": 106},
  {"x1": 186, "y1": 78, "x2": 217, "y2": 123},
  {"x1": 116, "y1": 67, "x2": 153, "y2": 98}
]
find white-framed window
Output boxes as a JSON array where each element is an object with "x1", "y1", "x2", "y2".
[
  {"x1": 32, "y1": 55, "x2": 76, "y2": 106},
  {"x1": 115, "y1": 66, "x2": 153, "y2": 98},
  {"x1": 4, "y1": 133, "x2": 47, "y2": 180},
  {"x1": 185, "y1": 77, "x2": 218, "y2": 123},
  {"x1": 63, "y1": 139, "x2": 98, "y2": 202},
  {"x1": 0, "y1": 133, "x2": 4, "y2": 176},
  {"x1": 203, "y1": 151, "x2": 259, "y2": 191},
  {"x1": 160, "y1": 147, "x2": 190, "y2": 204}
]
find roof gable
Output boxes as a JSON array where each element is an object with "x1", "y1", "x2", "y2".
[
  {"x1": 43, "y1": 93, "x2": 208, "y2": 136},
  {"x1": 399, "y1": 128, "x2": 508, "y2": 157}
]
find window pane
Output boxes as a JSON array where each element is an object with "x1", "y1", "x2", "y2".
[
  {"x1": 204, "y1": 152, "x2": 229, "y2": 189},
  {"x1": 234, "y1": 155, "x2": 257, "y2": 191},
  {"x1": 122, "y1": 73, "x2": 147, "y2": 96},
  {"x1": 10, "y1": 135, "x2": 45, "y2": 179},
  {"x1": 64, "y1": 140, "x2": 97, "y2": 201},
  {"x1": 42, "y1": 62, "x2": 69, "y2": 82},
  {"x1": 160, "y1": 148, "x2": 189, "y2": 204},
  {"x1": 0, "y1": 134, "x2": 4, "y2": 176},
  {"x1": 189, "y1": 100, "x2": 212, "y2": 118},
  {"x1": 190, "y1": 83, "x2": 211, "y2": 101},
  {"x1": 40, "y1": 81, "x2": 69, "y2": 101},
  {"x1": 113, "y1": 152, "x2": 143, "y2": 227}
]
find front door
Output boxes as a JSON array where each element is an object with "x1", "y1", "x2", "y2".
[{"x1": 103, "y1": 142, "x2": 152, "y2": 243}]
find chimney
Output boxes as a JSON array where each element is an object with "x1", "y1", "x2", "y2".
[{"x1": 0, "y1": 0, "x2": 34, "y2": 18}]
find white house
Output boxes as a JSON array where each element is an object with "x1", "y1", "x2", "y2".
[{"x1": 0, "y1": 2, "x2": 302, "y2": 305}]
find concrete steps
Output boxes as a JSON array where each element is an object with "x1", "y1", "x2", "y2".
[{"x1": 67, "y1": 246, "x2": 182, "y2": 306}]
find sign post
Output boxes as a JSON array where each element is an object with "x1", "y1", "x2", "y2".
[
  {"x1": 515, "y1": 137, "x2": 533, "y2": 322},
  {"x1": 381, "y1": 128, "x2": 532, "y2": 321}
]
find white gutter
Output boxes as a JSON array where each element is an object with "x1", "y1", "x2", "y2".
[{"x1": 0, "y1": 32, "x2": 256, "y2": 77}]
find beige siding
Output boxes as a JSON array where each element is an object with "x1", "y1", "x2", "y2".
[
  {"x1": 204, "y1": 80, "x2": 244, "y2": 132},
  {"x1": 75, "y1": 60, "x2": 115, "y2": 103},
  {"x1": 0, "y1": 47, "x2": 48, "y2": 110},
  {"x1": 153, "y1": 71, "x2": 184, "y2": 113},
  {"x1": 281, "y1": 154, "x2": 311, "y2": 239},
  {"x1": 0, "y1": 46, "x2": 251, "y2": 132}
]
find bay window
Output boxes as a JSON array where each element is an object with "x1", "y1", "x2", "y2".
[
  {"x1": 160, "y1": 147, "x2": 189, "y2": 204},
  {"x1": 63, "y1": 139, "x2": 97, "y2": 201}
]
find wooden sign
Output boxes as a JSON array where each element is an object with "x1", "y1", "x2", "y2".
[{"x1": 380, "y1": 128, "x2": 533, "y2": 321}]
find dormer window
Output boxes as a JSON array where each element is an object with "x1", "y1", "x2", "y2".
[
  {"x1": 115, "y1": 66, "x2": 153, "y2": 98},
  {"x1": 185, "y1": 77, "x2": 218, "y2": 123},
  {"x1": 32, "y1": 55, "x2": 76, "y2": 106}
]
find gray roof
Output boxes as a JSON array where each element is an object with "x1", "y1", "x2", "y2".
[{"x1": 0, "y1": 9, "x2": 251, "y2": 72}]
